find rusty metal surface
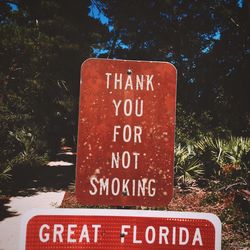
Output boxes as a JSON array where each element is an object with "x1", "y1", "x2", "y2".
[{"x1": 76, "y1": 58, "x2": 177, "y2": 207}]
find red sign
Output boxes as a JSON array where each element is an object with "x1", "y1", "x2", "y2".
[
  {"x1": 76, "y1": 58, "x2": 177, "y2": 207},
  {"x1": 20, "y1": 209, "x2": 221, "y2": 250}
]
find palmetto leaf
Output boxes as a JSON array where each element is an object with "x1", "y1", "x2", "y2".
[
  {"x1": 0, "y1": 165, "x2": 12, "y2": 181},
  {"x1": 175, "y1": 144, "x2": 204, "y2": 184}
]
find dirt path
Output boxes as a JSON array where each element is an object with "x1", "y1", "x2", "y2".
[
  {"x1": 0, "y1": 158, "x2": 75, "y2": 250},
  {"x1": 0, "y1": 191, "x2": 65, "y2": 250}
]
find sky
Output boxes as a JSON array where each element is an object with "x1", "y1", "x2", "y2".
[{"x1": 88, "y1": 2, "x2": 109, "y2": 25}]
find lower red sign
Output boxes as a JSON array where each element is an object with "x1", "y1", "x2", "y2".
[{"x1": 20, "y1": 209, "x2": 221, "y2": 250}]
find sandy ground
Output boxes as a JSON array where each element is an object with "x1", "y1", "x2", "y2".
[{"x1": 0, "y1": 191, "x2": 65, "y2": 250}]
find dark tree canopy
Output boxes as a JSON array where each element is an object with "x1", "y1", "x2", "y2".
[
  {"x1": 97, "y1": 0, "x2": 250, "y2": 137},
  {"x1": 0, "y1": 0, "x2": 249, "y2": 173},
  {"x1": 0, "y1": 0, "x2": 109, "y2": 170}
]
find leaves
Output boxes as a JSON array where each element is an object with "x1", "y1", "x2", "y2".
[
  {"x1": 175, "y1": 136, "x2": 250, "y2": 185},
  {"x1": 0, "y1": 165, "x2": 12, "y2": 181},
  {"x1": 175, "y1": 144, "x2": 204, "y2": 184},
  {"x1": 0, "y1": 0, "x2": 109, "y2": 183}
]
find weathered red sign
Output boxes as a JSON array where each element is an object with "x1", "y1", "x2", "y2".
[
  {"x1": 76, "y1": 58, "x2": 177, "y2": 207},
  {"x1": 20, "y1": 209, "x2": 221, "y2": 250}
]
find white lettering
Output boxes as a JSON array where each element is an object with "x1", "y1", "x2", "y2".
[
  {"x1": 133, "y1": 152, "x2": 140, "y2": 169},
  {"x1": 100, "y1": 178, "x2": 109, "y2": 195},
  {"x1": 53, "y1": 224, "x2": 64, "y2": 243},
  {"x1": 120, "y1": 225, "x2": 131, "y2": 243},
  {"x1": 112, "y1": 99, "x2": 143, "y2": 117},
  {"x1": 124, "y1": 99, "x2": 132, "y2": 116},
  {"x1": 113, "y1": 125, "x2": 121, "y2": 142},
  {"x1": 179, "y1": 227, "x2": 189, "y2": 245},
  {"x1": 135, "y1": 99, "x2": 143, "y2": 117},
  {"x1": 89, "y1": 177, "x2": 156, "y2": 197},
  {"x1": 136, "y1": 75, "x2": 144, "y2": 90},
  {"x1": 111, "y1": 151, "x2": 140, "y2": 169},
  {"x1": 122, "y1": 151, "x2": 130, "y2": 169},
  {"x1": 105, "y1": 73, "x2": 154, "y2": 91},
  {"x1": 138, "y1": 179, "x2": 146, "y2": 196},
  {"x1": 92, "y1": 224, "x2": 101, "y2": 243},
  {"x1": 172, "y1": 227, "x2": 176, "y2": 244},
  {"x1": 89, "y1": 177, "x2": 98, "y2": 195},
  {"x1": 111, "y1": 152, "x2": 119, "y2": 168},
  {"x1": 105, "y1": 73, "x2": 112, "y2": 89},
  {"x1": 112, "y1": 99, "x2": 122, "y2": 116},
  {"x1": 148, "y1": 179, "x2": 156, "y2": 197},
  {"x1": 146, "y1": 75, "x2": 154, "y2": 90},
  {"x1": 111, "y1": 178, "x2": 120, "y2": 196},
  {"x1": 133, "y1": 226, "x2": 142, "y2": 243},
  {"x1": 134, "y1": 126, "x2": 142, "y2": 143},
  {"x1": 79, "y1": 225, "x2": 90, "y2": 243},
  {"x1": 125, "y1": 75, "x2": 133, "y2": 90},
  {"x1": 145, "y1": 226, "x2": 156, "y2": 244},
  {"x1": 132, "y1": 179, "x2": 136, "y2": 196},
  {"x1": 122, "y1": 179, "x2": 130, "y2": 195},
  {"x1": 39, "y1": 223, "x2": 101, "y2": 244},
  {"x1": 114, "y1": 73, "x2": 122, "y2": 89},
  {"x1": 123, "y1": 125, "x2": 132, "y2": 142},
  {"x1": 67, "y1": 224, "x2": 77, "y2": 243},
  {"x1": 113, "y1": 125, "x2": 142, "y2": 143},
  {"x1": 192, "y1": 228, "x2": 203, "y2": 246},
  {"x1": 159, "y1": 226, "x2": 169, "y2": 244},
  {"x1": 39, "y1": 224, "x2": 50, "y2": 243}
]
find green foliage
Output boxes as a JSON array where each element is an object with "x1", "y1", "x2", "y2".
[
  {"x1": 174, "y1": 136, "x2": 249, "y2": 187},
  {"x1": 175, "y1": 103, "x2": 232, "y2": 144},
  {"x1": 195, "y1": 137, "x2": 225, "y2": 177},
  {"x1": 195, "y1": 136, "x2": 250, "y2": 179},
  {"x1": 224, "y1": 137, "x2": 250, "y2": 170},
  {"x1": 0, "y1": 165, "x2": 12, "y2": 181},
  {"x1": 7, "y1": 129, "x2": 48, "y2": 168},
  {"x1": 0, "y1": 0, "x2": 109, "y2": 184},
  {"x1": 174, "y1": 144, "x2": 204, "y2": 184},
  {"x1": 0, "y1": 127, "x2": 48, "y2": 186},
  {"x1": 175, "y1": 103, "x2": 202, "y2": 144}
]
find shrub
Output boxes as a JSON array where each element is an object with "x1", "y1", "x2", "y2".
[
  {"x1": 195, "y1": 137, "x2": 226, "y2": 177},
  {"x1": 194, "y1": 136, "x2": 250, "y2": 183},
  {"x1": 7, "y1": 128, "x2": 48, "y2": 169},
  {"x1": 223, "y1": 137, "x2": 250, "y2": 175},
  {"x1": 174, "y1": 144, "x2": 204, "y2": 185}
]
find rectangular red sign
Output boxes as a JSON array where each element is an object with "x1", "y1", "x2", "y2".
[
  {"x1": 20, "y1": 209, "x2": 221, "y2": 250},
  {"x1": 76, "y1": 58, "x2": 177, "y2": 207}
]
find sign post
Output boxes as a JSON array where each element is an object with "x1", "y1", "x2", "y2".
[
  {"x1": 20, "y1": 209, "x2": 221, "y2": 250},
  {"x1": 76, "y1": 58, "x2": 177, "y2": 207}
]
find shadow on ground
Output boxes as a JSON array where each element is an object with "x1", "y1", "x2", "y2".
[
  {"x1": 0, "y1": 153, "x2": 76, "y2": 220},
  {"x1": 0, "y1": 196, "x2": 19, "y2": 221},
  {"x1": 0, "y1": 164, "x2": 75, "y2": 220},
  {"x1": 2, "y1": 164, "x2": 76, "y2": 197}
]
